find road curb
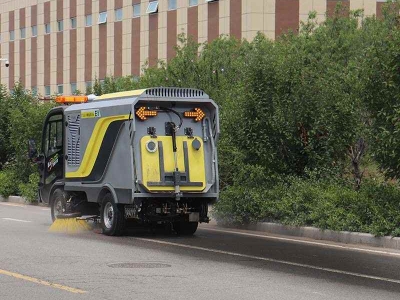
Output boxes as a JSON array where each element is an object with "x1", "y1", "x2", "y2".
[
  {"x1": 0, "y1": 195, "x2": 46, "y2": 206},
  {"x1": 0, "y1": 195, "x2": 27, "y2": 204},
  {"x1": 215, "y1": 221, "x2": 400, "y2": 250}
]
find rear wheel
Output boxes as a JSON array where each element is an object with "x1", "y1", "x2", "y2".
[
  {"x1": 101, "y1": 193, "x2": 125, "y2": 236},
  {"x1": 50, "y1": 189, "x2": 67, "y2": 222},
  {"x1": 173, "y1": 221, "x2": 198, "y2": 236}
]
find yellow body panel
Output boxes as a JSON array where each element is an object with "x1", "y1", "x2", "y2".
[
  {"x1": 95, "y1": 89, "x2": 146, "y2": 100},
  {"x1": 141, "y1": 136, "x2": 206, "y2": 192},
  {"x1": 66, "y1": 115, "x2": 129, "y2": 178}
]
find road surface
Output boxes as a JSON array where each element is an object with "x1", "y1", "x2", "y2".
[{"x1": 0, "y1": 202, "x2": 400, "y2": 300}]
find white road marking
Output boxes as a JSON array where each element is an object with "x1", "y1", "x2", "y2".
[
  {"x1": 200, "y1": 227, "x2": 400, "y2": 258},
  {"x1": 135, "y1": 237, "x2": 400, "y2": 285},
  {"x1": 2, "y1": 218, "x2": 32, "y2": 223}
]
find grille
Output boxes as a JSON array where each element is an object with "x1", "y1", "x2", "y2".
[
  {"x1": 145, "y1": 87, "x2": 206, "y2": 98},
  {"x1": 67, "y1": 114, "x2": 81, "y2": 166}
]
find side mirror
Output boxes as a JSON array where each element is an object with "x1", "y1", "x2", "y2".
[{"x1": 28, "y1": 139, "x2": 38, "y2": 161}]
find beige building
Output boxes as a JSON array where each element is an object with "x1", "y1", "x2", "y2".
[{"x1": 0, "y1": 0, "x2": 389, "y2": 96}]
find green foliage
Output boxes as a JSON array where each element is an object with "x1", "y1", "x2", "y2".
[
  {"x1": 215, "y1": 177, "x2": 400, "y2": 237},
  {"x1": 0, "y1": 83, "x2": 54, "y2": 198},
  {"x1": 0, "y1": 169, "x2": 21, "y2": 198},
  {"x1": 358, "y1": 1, "x2": 400, "y2": 179},
  {"x1": 19, "y1": 172, "x2": 39, "y2": 203}
]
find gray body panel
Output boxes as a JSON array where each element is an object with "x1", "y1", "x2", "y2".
[{"x1": 62, "y1": 88, "x2": 219, "y2": 205}]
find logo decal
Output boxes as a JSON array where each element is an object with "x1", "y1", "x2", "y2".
[{"x1": 82, "y1": 109, "x2": 101, "y2": 119}]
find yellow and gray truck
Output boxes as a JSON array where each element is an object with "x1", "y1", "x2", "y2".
[{"x1": 30, "y1": 88, "x2": 219, "y2": 236}]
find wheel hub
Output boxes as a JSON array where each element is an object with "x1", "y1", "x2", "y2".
[{"x1": 104, "y1": 202, "x2": 114, "y2": 229}]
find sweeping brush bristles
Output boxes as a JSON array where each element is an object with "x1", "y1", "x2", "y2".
[{"x1": 49, "y1": 215, "x2": 92, "y2": 234}]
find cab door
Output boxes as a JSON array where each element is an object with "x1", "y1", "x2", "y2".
[{"x1": 39, "y1": 110, "x2": 64, "y2": 203}]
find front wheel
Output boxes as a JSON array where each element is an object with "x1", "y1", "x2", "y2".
[
  {"x1": 100, "y1": 193, "x2": 125, "y2": 236},
  {"x1": 173, "y1": 221, "x2": 198, "y2": 236},
  {"x1": 50, "y1": 189, "x2": 67, "y2": 222}
]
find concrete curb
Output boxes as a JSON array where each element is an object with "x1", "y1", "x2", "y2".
[
  {"x1": 0, "y1": 195, "x2": 27, "y2": 204},
  {"x1": 217, "y1": 221, "x2": 400, "y2": 250},
  {"x1": 0, "y1": 195, "x2": 46, "y2": 206}
]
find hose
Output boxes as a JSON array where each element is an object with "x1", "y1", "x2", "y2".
[{"x1": 205, "y1": 117, "x2": 216, "y2": 185}]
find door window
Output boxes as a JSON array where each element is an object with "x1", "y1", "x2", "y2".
[{"x1": 45, "y1": 114, "x2": 63, "y2": 157}]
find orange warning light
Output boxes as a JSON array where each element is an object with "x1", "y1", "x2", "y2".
[
  {"x1": 136, "y1": 107, "x2": 158, "y2": 120},
  {"x1": 184, "y1": 108, "x2": 205, "y2": 122},
  {"x1": 56, "y1": 96, "x2": 88, "y2": 104}
]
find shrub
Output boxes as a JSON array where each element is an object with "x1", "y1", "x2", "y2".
[
  {"x1": 214, "y1": 177, "x2": 400, "y2": 237},
  {"x1": 0, "y1": 169, "x2": 21, "y2": 198},
  {"x1": 18, "y1": 172, "x2": 39, "y2": 203}
]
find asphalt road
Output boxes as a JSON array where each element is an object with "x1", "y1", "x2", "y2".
[{"x1": 1, "y1": 202, "x2": 400, "y2": 300}]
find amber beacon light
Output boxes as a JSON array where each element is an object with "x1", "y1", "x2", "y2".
[
  {"x1": 136, "y1": 107, "x2": 158, "y2": 120},
  {"x1": 184, "y1": 108, "x2": 205, "y2": 122},
  {"x1": 56, "y1": 96, "x2": 88, "y2": 104}
]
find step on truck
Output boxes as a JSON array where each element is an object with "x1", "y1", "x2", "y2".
[{"x1": 29, "y1": 88, "x2": 219, "y2": 236}]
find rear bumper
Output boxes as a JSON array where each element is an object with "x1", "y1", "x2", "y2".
[{"x1": 133, "y1": 192, "x2": 218, "y2": 200}]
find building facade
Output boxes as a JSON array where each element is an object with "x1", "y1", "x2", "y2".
[{"x1": 0, "y1": 0, "x2": 389, "y2": 95}]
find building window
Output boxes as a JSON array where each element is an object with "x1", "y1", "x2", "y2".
[
  {"x1": 133, "y1": 4, "x2": 141, "y2": 17},
  {"x1": 57, "y1": 85, "x2": 63, "y2": 95},
  {"x1": 168, "y1": 0, "x2": 177, "y2": 10},
  {"x1": 70, "y1": 17, "x2": 77, "y2": 29},
  {"x1": 85, "y1": 14, "x2": 92, "y2": 27},
  {"x1": 45, "y1": 86, "x2": 51, "y2": 96},
  {"x1": 31, "y1": 86, "x2": 37, "y2": 96},
  {"x1": 86, "y1": 81, "x2": 93, "y2": 94},
  {"x1": 189, "y1": 0, "x2": 198, "y2": 6},
  {"x1": 45, "y1": 23, "x2": 51, "y2": 34},
  {"x1": 146, "y1": 1, "x2": 159, "y2": 14},
  {"x1": 115, "y1": 8, "x2": 123, "y2": 21},
  {"x1": 9, "y1": 30, "x2": 14, "y2": 41},
  {"x1": 70, "y1": 83, "x2": 77, "y2": 94},
  {"x1": 98, "y1": 11, "x2": 107, "y2": 24},
  {"x1": 57, "y1": 20, "x2": 64, "y2": 31},
  {"x1": 31, "y1": 25, "x2": 37, "y2": 37},
  {"x1": 20, "y1": 28, "x2": 26, "y2": 39}
]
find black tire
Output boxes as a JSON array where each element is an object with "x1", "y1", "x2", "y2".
[
  {"x1": 50, "y1": 189, "x2": 67, "y2": 222},
  {"x1": 173, "y1": 221, "x2": 198, "y2": 236},
  {"x1": 100, "y1": 193, "x2": 125, "y2": 236}
]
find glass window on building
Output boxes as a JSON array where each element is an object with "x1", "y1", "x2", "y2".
[
  {"x1": 189, "y1": 0, "x2": 198, "y2": 6},
  {"x1": 31, "y1": 86, "x2": 37, "y2": 96},
  {"x1": 85, "y1": 14, "x2": 92, "y2": 27},
  {"x1": 115, "y1": 8, "x2": 123, "y2": 21},
  {"x1": 146, "y1": 1, "x2": 159, "y2": 14},
  {"x1": 20, "y1": 28, "x2": 26, "y2": 39},
  {"x1": 70, "y1": 17, "x2": 77, "y2": 29},
  {"x1": 9, "y1": 30, "x2": 14, "y2": 41},
  {"x1": 31, "y1": 25, "x2": 37, "y2": 37},
  {"x1": 70, "y1": 83, "x2": 77, "y2": 94},
  {"x1": 98, "y1": 11, "x2": 107, "y2": 24},
  {"x1": 45, "y1": 23, "x2": 51, "y2": 34},
  {"x1": 45, "y1": 86, "x2": 51, "y2": 96},
  {"x1": 168, "y1": 0, "x2": 177, "y2": 10},
  {"x1": 85, "y1": 81, "x2": 92, "y2": 93},
  {"x1": 57, "y1": 85, "x2": 63, "y2": 95},
  {"x1": 57, "y1": 20, "x2": 63, "y2": 31},
  {"x1": 133, "y1": 4, "x2": 141, "y2": 17}
]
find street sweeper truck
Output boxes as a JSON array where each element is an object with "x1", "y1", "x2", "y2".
[{"x1": 29, "y1": 88, "x2": 219, "y2": 236}]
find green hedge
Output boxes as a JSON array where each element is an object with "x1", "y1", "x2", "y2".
[{"x1": 214, "y1": 178, "x2": 400, "y2": 237}]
